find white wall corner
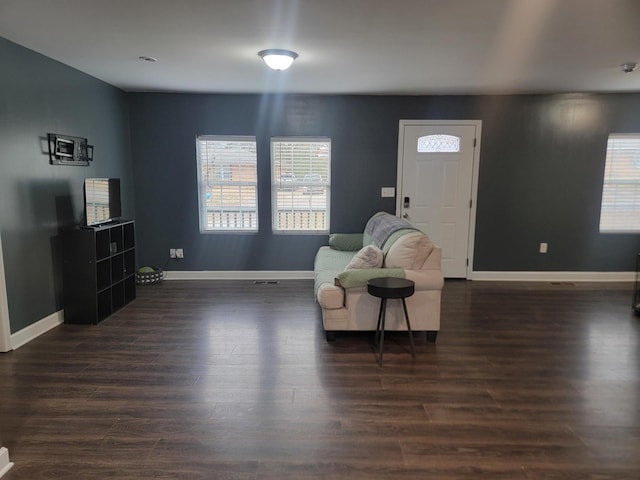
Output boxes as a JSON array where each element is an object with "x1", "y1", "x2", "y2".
[
  {"x1": 10, "y1": 310, "x2": 64, "y2": 350},
  {"x1": 0, "y1": 231, "x2": 12, "y2": 353},
  {"x1": 0, "y1": 447, "x2": 14, "y2": 478}
]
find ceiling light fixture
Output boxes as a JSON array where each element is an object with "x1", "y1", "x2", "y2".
[
  {"x1": 621, "y1": 62, "x2": 637, "y2": 73},
  {"x1": 258, "y1": 49, "x2": 298, "y2": 71}
]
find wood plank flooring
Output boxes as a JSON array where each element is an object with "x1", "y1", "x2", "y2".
[{"x1": 1, "y1": 279, "x2": 639, "y2": 479}]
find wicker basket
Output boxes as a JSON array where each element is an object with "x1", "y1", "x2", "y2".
[{"x1": 136, "y1": 267, "x2": 164, "y2": 285}]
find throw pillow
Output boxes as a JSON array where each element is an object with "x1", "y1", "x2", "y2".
[
  {"x1": 329, "y1": 233, "x2": 364, "y2": 251},
  {"x1": 344, "y1": 245, "x2": 384, "y2": 270},
  {"x1": 384, "y1": 232, "x2": 433, "y2": 269}
]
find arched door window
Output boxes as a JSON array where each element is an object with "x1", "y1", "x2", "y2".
[{"x1": 417, "y1": 134, "x2": 460, "y2": 153}]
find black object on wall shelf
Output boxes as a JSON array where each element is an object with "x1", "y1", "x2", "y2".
[{"x1": 47, "y1": 133, "x2": 93, "y2": 166}]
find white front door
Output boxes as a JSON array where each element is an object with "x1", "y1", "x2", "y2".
[{"x1": 397, "y1": 120, "x2": 481, "y2": 278}]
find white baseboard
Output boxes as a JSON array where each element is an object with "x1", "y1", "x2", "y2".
[
  {"x1": 0, "y1": 447, "x2": 13, "y2": 478},
  {"x1": 164, "y1": 270, "x2": 314, "y2": 281},
  {"x1": 10, "y1": 309, "x2": 64, "y2": 350},
  {"x1": 163, "y1": 270, "x2": 633, "y2": 283},
  {"x1": 470, "y1": 271, "x2": 635, "y2": 282}
]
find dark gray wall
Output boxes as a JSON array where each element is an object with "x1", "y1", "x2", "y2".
[
  {"x1": 130, "y1": 92, "x2": 640, "y2": 273},
  {"x1": 474, "y1": 94, "x2": 640, "y2": 271},
  {"x1": 129, "y1": 94, "x2": 398, "y2": 271},
  {"x1": 0, "y1": 38, "x2": 134, "y2": 333}
]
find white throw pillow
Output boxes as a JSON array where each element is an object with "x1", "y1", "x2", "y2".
[
  {"x1": 344, "y1": 245, "x2": 384, "y2": 270},
  {"x1": 384, "y1": 232, "x2": 433, "y2": 269}
]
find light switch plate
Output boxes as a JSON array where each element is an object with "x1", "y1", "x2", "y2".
[{"x1": 381, "y1": 187, "x2": 395, "y2": 198}]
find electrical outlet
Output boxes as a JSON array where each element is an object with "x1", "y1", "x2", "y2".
[
  {"x1": 381, "y1": 187, "x2": 395, "y2": 198},
  {"x1": 539, "y1": 242, "x2": 548, "y2": 254},
  {"x1": 169, "y1": 248, "x2": 176, "y2": 258},
  {"x1": 176, "y1": 248, "x2": 184, "y2": 259}
]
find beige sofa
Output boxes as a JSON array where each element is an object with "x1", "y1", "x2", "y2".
[{"x1": 314, "y1": 212, "x2": 444, "y2": 342}]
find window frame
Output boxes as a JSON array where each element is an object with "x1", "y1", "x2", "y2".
[
  {"x1": 195, "y1": 134, "x2": 259, "y2": 233},
  {"x1": 599, "y1": 133, "x2": 640, "y2": 233},
  {"x1": 270, "y1": 137, "x2": 331, "y2": 234}
]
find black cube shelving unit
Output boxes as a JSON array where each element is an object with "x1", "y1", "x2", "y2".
[{"x1": 62, "y1": 221, "x2": 136, "y2": 324}]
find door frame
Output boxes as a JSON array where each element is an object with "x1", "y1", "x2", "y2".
[
  {"x1": 396, "y1": 119, "x2": 482, "y2": 279},
  {"x1": 0, "y1": 229, "x2": 12, "y2": 352}
]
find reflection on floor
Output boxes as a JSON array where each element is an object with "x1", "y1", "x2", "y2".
[{"x1": 0, "y1": 279, "x2": 638, "y2": 479}]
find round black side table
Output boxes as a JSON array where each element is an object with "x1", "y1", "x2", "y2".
[{"x1": 367, "y1": 277, "x2": 416, "y2": 366}]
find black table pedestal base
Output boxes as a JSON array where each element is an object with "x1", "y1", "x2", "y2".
[{"x1": 368, "y1": 277, "x2": 416, "y2": 366}]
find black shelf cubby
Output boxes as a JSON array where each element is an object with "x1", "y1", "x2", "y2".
[
  {"x1": 112, "y1": 281, "x2": 125, "y2": 311},
  {"x1": 110, "y1": 224, "x2": 123, "y2": 254},
  {"x1": 96, "y1": 260, "x2": 111, "y2": 292},
  {"x1": 124, "y1": 276, "x2": 136, "y2": 304},
  {"x1": 95, "y1": 229, "x2": 111, "y2": 260},
  {"x1": 111, "y1": 254, "x2": 124, "y2": 283}
]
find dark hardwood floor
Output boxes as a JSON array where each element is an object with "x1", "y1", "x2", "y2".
[{"x1": 1, "y1": 279, "x2": 639, "y2": 479}]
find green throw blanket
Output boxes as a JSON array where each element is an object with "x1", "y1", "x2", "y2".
[{"x1": 335, "y1": 268, "x2": 405, "y2": 289}]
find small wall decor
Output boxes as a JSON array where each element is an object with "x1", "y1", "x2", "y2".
[{"x1": 47, "y1": 133, "x2": 93, "y2": 166}]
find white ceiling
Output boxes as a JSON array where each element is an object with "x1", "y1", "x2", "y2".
[{"x1": 1, "y1": 0, "x2": 639, "y2": 95}]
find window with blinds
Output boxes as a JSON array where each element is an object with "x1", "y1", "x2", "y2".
[
  {"x1": 271, "y1": 137, "x2": 331, "y2": 233},
  {"x1": 196, "y1": 135, "x2": 258, "y2": 232},
  {"x1": 599, "y1": 134, "x2": 640, "y2": 233}
]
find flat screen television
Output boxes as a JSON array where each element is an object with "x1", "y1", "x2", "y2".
[{"x1": 84, "y1": 178, "x2": 122, "y2": 227}]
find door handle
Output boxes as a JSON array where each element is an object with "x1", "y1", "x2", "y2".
[{"x1": 402, "y1": 213, "x2": 409, "y2": 219}]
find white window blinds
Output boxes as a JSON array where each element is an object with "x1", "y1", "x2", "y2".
[
  {"x1": 599, "y1": 134, "x2": 640, "y2": 233},
  {"x1": 271, "y1": 138, "x2": 331, "y2": 233},
  {"x1": 196, "y1": 135, "x2": 258, "y2": 232}
]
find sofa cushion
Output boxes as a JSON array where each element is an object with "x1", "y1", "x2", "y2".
[
  {"x1": 328, "y1": 233, "x2": 363, "y2": 251},
  {"x1": 382, "y1": 228, "x2": 419, "y2": 255},
  {"x1": 384, "y1": 231, "x2": 434, "y2": 270},
  {"x1": 345, "y1": 245, "x2": 383, "y2": 270}
]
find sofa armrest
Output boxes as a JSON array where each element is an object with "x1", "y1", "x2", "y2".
[
  {"x1": 335, "y1": 268, "x2": 405, "y2": 289},
  {"x1": 405, "y1": 269, "x2": 445, "y2": 291},
  {"x1": 420, "y1": 245, "x2": 442, "y2": 270},
  {"x1": 316, "y1": 282, "x2": 345, "y2": 310}
]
